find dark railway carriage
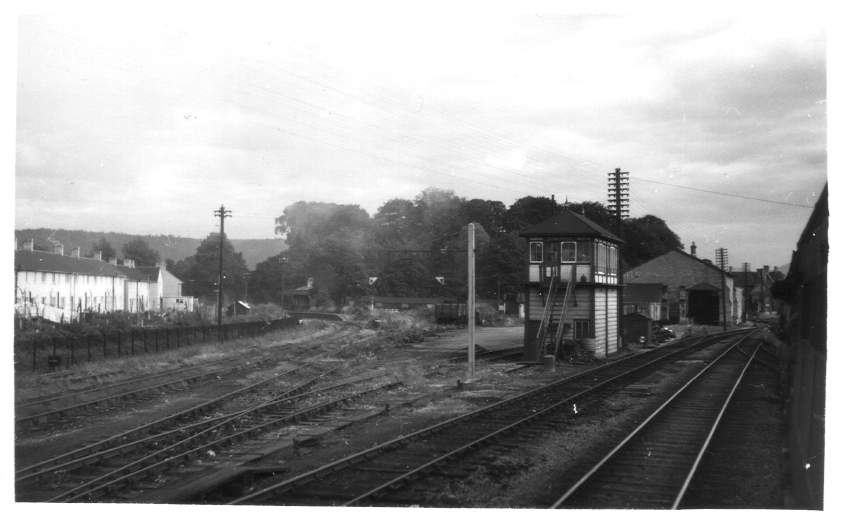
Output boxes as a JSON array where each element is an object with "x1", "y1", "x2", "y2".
[
  {"x1": 773, "y1": 184, "x2": 827, "y2": 509},
  {"x1": 519, "y1": 209, "x2": 622, "y2": 360}
]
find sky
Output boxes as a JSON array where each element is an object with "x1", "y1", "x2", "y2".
[{"x1": 13, "y1": 7, "x2": 827, "y2": 269}]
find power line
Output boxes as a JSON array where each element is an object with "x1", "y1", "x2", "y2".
[{"x1": 631, "y1": 176, "x2": 815, "y2": 209}]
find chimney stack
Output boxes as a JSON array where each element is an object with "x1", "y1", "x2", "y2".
[
  {"x1": 23, "y1": 239, "x2": 34, "y2": 252},
  {"x1": 124, "y1": 258, "x2": 135, "y2": 269},
  {"x1": 307, "y1": 277, "x2": 314, "y2": 290},
  {"x1": 71, "y1": 247, "x2": 80, "y2": 258},
  {"x1": 53, "y1": 243, "x2": 64, "y2": 256},
  {"x1": 690, "y1": 241, "x2": 697, "y2": 256}
]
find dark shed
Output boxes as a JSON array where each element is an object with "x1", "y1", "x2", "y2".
[{"x1": 622, "y1": 312, "x2": 653, "y2": 346}]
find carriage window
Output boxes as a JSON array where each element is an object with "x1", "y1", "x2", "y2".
[
  {"x1": 529, "y1": 242, "x2": 543, "y2": 263},
  {"x1": 561, "y1": 242, "x2": 576, "y2": 263}
]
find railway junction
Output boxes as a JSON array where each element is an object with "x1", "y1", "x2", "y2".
[{"x1": 15, "y1": 315, "x2": 789, "y2": 508}]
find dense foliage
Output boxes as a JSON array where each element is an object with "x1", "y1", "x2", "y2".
[
  {"x1": 169, "y1": 233, "x2": 250, "y2": 302},
  {"x1": 247, "y1": 189, "x2": 683, "y2": 306},
  {"x1": 121, "y1": 238, "x2": 161, "y2": 266}
]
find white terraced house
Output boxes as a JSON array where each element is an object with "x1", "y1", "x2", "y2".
[{"x1": 14, "y1": 238, "x2": 195, "y2": 323}]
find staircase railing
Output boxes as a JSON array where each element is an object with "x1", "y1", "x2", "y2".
[{"x1": 535, "y1": 275, "x2": 557, "y2": 360}]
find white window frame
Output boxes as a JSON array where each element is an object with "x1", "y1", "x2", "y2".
[
  {"x1": 529, "y1": 241, "x2": 543, "y2": 263},
  {"x1": 560, "y1": 241, "x2": 577, "y2": 263}
]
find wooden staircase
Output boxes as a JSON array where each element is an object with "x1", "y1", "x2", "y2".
[{"x1": 535, "y1": 278, "x2": 574, "y2": 360}]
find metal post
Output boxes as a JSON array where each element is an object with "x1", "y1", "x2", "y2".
[
  {"x1": 467, "y1": 223, "x2": 476, "y2": 379},
  {"x1": 715, "y1": 248, "x2": 728, "y2": 331}
]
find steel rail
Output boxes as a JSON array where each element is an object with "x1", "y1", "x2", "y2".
[
  {"x1": 49, "y1": 380, "x2": 401, "y2": 502},
  {"x1": 549, "y1": 331, "x2": 757, "y2": 508},
  {"x1": 16, "y1": 363, "x2": 204, "y2": 410},
  {"x1": 16, "y1": 365, "x2": 309, "y2": 482},
  {"x1": 230, "y1": 329, "x2": 753, "y2": 505},
  {"x1": 344, "y1": 330, "x2": 759, "y2": 505},
  {"x1": 19, "y1": 371, "x2": 381, "y2": 490},
  {"x1": 671, "y1": 342, "x2": 762, "y2": 509}
]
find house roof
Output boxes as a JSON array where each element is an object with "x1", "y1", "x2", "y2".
[
  {"x1": 518, "y1": 209, "x2": 622, "y2": 243},
  {"x1": 629, "y1": 249, "x2": 732, "y2": 279},
  {"x1": 15, "y1": 249, "x2": 124, "y2": 277},
  {"x1": 624, "y1": 283, "x2": 665, "y2": 303},
  {"x1": 14, "y1": 249, "x2": 165, "y2": 282}
]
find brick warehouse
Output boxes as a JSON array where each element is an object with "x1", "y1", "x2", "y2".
[{"x1": 624, "y1": 245, "x2": 737, "y2": 326}]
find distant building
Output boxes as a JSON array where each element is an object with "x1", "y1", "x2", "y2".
[
  {"x1": 623, "y1": 283, "x2": 664, "y2": 321},
  {"x1": 624, "y1": 245, "x2": 736, "y2": 326},
  {"x1": 14, "y1": 238, "x2": 194, "y2": 322}
]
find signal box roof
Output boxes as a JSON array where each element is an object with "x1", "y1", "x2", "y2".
[{"x1": 518, "y1": 209, "x2": 622, "y2": 243}]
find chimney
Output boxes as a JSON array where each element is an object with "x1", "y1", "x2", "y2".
[
  {"x1": 23, "y1": 238, "x2": 34, "y2": 251},
  {"x1": 94, "y1": 250, "x2": 102, "y2": 261},
  {"x1": 71, "y1": 247, "x2": 80, "y2": 258},
  {"x1": 307, "y1": 277, "x2": 314, "y2": 290},
  {"x1": 690, "y1": 241, "x2": 697, "y2": 256},
  {"x1": 124, "y1": 258, "x2": 135, "y2": 269},
  {"x1": 53, "y1": 243, "x2": 65, "y2": 256}
]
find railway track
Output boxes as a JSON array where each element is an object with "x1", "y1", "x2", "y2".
[
  {"x1": 25, "y1": 372, "x2": 399, "y2": 503},
  {"x1": 219, "y1": 329, "x2": 753, "y2": 506},
  {"x1": 15, "y1": 322, "x2": 359, "y2": 431},
  {"x1": 550, "y1": 338, "x2": 763, "y2": 509},
  {"x1": 16, "y1": 365, "x2": 324, "y2": 492}
]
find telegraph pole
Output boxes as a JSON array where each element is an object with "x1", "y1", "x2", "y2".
[
  {"x1": 742, "y1": 262, "x2": 750, "y2": 322},
  {"x1": 467, "y1": 223, "x2": 476, "y2": 380},
  {"x1": 608, "y1": 168, "x2": 629, "y2": 352},
  {"x1": 214, "y1": 205, "x2": 232, "y2": 342},
  {"x1": 715, "y1": 248, "x2": 728, "y2": 331}
]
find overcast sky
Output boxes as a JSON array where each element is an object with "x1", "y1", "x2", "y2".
[{"x1": 14, "y1": 9, "x2": 826, "y2": 269}]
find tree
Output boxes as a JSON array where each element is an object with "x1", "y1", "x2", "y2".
[
  {"x1": 121, "y1": 238, "x2": 161, "y2": 266},
  {"x1": 503, "y1": 196, "x2": 562, "y2": 232},
  {"x1": 175, "y1": 233, "x2": 249, "y2": 301},
  {"x1": 620, "y1": 215, "x2": 683, "y2": 269},
  {"x1": 274, "y1": 202, "x2": 372, "y2": 304},
  {"x1": 89, "y1": 237, "x2": 116, "y2": 261}
]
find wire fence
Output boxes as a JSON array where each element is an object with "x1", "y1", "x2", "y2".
[{"x1": 14, "y1": 317, "x2": 300, "y2": 372}]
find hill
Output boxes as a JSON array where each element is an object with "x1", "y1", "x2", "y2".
[{"x1": 14, "y1": 228, "x2": 286, "y2": 269}]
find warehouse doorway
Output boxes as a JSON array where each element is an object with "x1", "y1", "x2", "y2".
[{"x1": 688, "y1": 286, "x2": 719, "y2": 325}]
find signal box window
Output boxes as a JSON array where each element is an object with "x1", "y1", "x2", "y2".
[
  {"x1": 574, "y1": 319, "x2": 592, "y2": 339},
  {"x1": 529, "y1": 242, "x2": 543, "y2": 263},
  {"x1": 561, "y1": 241, "x2": 576, "y2": 262},
  {"x1": 577, "y1": 241, "x2": 592, "y2": 263}
]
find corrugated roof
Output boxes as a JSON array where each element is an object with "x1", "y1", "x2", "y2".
[{"x1": 518, "y1": 209, "x2": 622, "y2": 242}]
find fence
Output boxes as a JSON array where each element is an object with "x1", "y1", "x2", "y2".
[{"x1": 15, "y1": 317, "x2": 300, "y2": 372}]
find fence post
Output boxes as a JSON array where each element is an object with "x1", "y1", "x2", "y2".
[
  {"x1": 32, "y1": 337, "x2": 37, "y2": 372},
  {"x1": 130, "y1": 329, "x2": 135, "y2": 355},
  {"x1": 155, "y1": 329, "x2": 159, "y2": 352},
  {"x1": 87, "y1": 334, "x2": 91, "y2": 362},
  {"x1": 102, "y1": 332, "x2": 107, "y2": 358},
  {"x1": 117, "y1": 331, "x2": 122, "y2": 356},
  {"x1": 69, "y1": 336, "x2": 75, "y2": 367}
]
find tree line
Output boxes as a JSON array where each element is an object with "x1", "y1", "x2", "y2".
[{"x1": 86, "y1": 188, "x2": 683, "y2": 308}]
